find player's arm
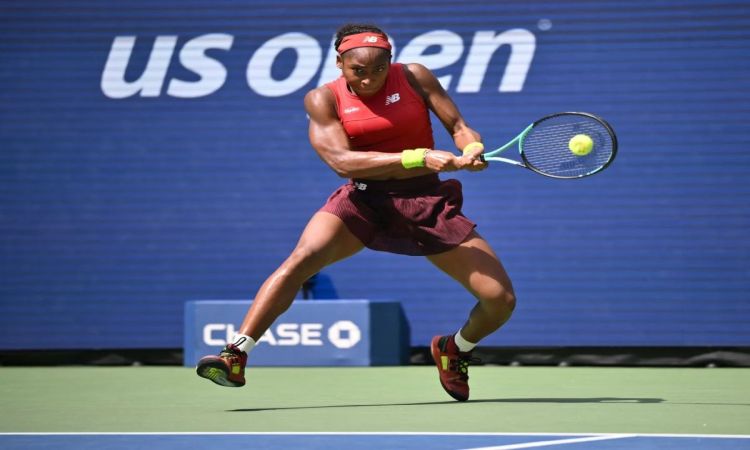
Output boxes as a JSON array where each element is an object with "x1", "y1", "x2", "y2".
[
  {"x1": 403, "y1": 63, "x2": 487, "y2": 170},
  {"x1": 304, "y1": 87, "x2": 464, "y2": 178}
]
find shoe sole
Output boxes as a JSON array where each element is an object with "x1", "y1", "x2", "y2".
[
  {"x1": 430, "y1": 336, "x2": 469, "y2": 402},
  {"x1": 196, "y1": 361, "x2": 244, "y2": 387}
]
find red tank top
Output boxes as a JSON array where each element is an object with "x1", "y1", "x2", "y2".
[{"x1": 325, "y1": 63, "x2": 434, "y2": 153}]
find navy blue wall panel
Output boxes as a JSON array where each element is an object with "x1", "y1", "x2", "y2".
[{"x1": 1, "y1": 0, "x2": 749, "y2": 349}]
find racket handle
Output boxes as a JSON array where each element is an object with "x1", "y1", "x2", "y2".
[{"x1": 479, "y1": 154, "x2": 486, "y2": 163}]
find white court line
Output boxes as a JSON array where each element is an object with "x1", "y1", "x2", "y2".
[
  {"x1": 459, "y1": 434, "x2": 635, "y2": 450},
  {"x1": 1, "y1": 431, "x2": 749, "y2": 438}
]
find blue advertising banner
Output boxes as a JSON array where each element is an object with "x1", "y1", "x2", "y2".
[
  {"x1": 1, "y1": 1, "x2": 749, "y2": 349},
  {"x1": 183, "y1": 300, "x2": 410, "y2": 367}
]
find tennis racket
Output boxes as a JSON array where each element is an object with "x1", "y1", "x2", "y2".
[{"x1": 479, "y1": 112, "x2": 617, "y2": 179}]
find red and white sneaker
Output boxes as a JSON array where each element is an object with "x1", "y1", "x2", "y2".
[
  {"x1": 196, "y1": 344, "x2": 247, "y2": 387},
  {"x1": 430, "y1": 335, "x2": 476, "y2": 401}
]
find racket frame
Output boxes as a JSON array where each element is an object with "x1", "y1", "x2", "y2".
[{"x1": 479, "y1": 112, "x2": 618, "y2": 179}]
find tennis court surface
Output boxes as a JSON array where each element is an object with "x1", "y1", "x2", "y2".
[{"x1": 1, "y1": 366, "x2": 748, "y2": 449}]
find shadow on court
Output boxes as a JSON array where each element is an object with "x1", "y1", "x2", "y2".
[{"x1": 228, "y1": 397, "x2": 665, "y2": 412}]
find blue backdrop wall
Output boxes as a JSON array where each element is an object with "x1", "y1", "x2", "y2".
[{"x1": 2, "y1": 0, "x2": 749, "y2": 349}]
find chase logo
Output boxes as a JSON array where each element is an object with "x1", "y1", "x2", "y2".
[
  {"x1": 203, "y1": 321, "x2": 362, "y2": 349},
  {"x1": 327, "y1": 320, "x2": 362, "y2": 349}
]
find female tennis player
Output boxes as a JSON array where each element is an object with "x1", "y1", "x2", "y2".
[{"x1": 197, "y1": 24, "x2": 516, "y2": 402}]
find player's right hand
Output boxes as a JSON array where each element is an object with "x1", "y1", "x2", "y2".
[{"x1": 424, "y1": 150, "x2": 464, "y2": 172}]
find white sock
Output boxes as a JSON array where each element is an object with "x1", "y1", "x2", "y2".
[
  {"x1": 454, "y1": 330, "x2": 477, "y2": 352},
  {"x1": 231, "y1": 334, "x2": 256, "y2": 354}
]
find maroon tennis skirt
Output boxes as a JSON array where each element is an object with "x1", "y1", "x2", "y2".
[{"x1": 319, "y1": 174, "x2": 476, "y2": 256}]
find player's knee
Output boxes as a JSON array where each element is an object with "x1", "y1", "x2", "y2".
[
  {"x1": 479, "y1": 286, "x2": 516, "y2": 317},
  {"x1": 502, "y1": 290, "x2": 517, "y2": 314}
]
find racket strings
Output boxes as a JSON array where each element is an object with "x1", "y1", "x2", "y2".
[{"x1": 522, "y1": 117, "x2": 614, "y2": 178}]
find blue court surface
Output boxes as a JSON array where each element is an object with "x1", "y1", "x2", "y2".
[{"x1": 2, "y1": 432, "x2": 749, "y2": 450}]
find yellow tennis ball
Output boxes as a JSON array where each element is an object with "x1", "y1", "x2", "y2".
[{"x1": 569, "y1": 134, "x2": 594, "y2": 156}]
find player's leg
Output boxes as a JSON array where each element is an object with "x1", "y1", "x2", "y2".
[
  {"x1": 427, "y1": 230, "x2": 516, "y2": 341},
  {"x1": 426, "y1": 230, "x2": 516, "y2": 400},
  {"x1": 238, "y1": 211, "x2": 365, "y2": 339},
  {"x1": 196, "y1": 211, "x2": 364, "y2": 387}
]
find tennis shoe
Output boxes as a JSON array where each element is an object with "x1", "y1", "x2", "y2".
[
  {"x1": 196, "y1": 343, "x2": 247, "y2": 387},
  {"x1": 430, "y1": 335, "x2": 476, "y2": 401}
]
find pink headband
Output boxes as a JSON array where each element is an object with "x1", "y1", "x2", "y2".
[{"x1": 337, "y1": 32, "x2": 392, "y2": 54}]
